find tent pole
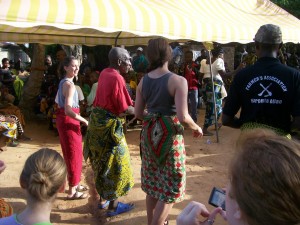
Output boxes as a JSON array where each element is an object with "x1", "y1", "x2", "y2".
[
  {"x1": 114, "y1": 31, "x2": 122, "y2": 47},
  {"x1": 208, "y1": 50, "x2": 220, "y2": 143}
]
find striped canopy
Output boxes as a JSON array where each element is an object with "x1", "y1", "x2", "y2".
[{"x1": 0, "y1": 0, "x2": 299, "y2": 46}]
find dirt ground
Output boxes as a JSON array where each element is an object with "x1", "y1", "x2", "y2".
[{"x1": 0, "y1": 108, "x2": 241, "y2": 225}]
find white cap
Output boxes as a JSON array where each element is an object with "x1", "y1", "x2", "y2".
[{"x1": 137, "y1": 47, "x2": 143, "y2": 52}]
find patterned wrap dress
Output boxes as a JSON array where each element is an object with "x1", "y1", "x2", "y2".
[
  {"x1": 140, "y1": 73, "x2": 186, "y2": 203},
  {"x1": 200, "y1": 58, "x2": 225, "y2": 128}
]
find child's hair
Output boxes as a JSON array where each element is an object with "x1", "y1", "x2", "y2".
[
  {"x1": 229, "y1": 129, "x2": 300, "y2": 225},
  {"x1": 20, "y1": 148, "x2": 67, "y2": 202}
]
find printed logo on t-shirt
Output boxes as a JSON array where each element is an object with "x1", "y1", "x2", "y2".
[{"x1": 245, "y1": 75, "x2": 287, "y2": 105}]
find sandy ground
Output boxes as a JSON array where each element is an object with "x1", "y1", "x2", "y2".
[{"x1": 0, "y1": 108, "x2": 241, "y2": 225}]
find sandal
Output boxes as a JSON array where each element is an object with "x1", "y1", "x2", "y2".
[
  {"x1": 106, "y1": 202, "x2": 135, "y2": 217},
  {"x1": 66, "y1": 191, "x2": 88, "y2": 200},
  {"x1": 98, "y1": 200, "x2": 110, "y2": 209},
  {"x1": 76, "y1": 184, "x2": 89, "y2": 192}
]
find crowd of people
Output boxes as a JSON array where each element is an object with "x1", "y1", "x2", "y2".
[
  {"x1": 0, "y1": 57, "x2": 31, "y2": 150},
  {"x1": 0, "y1": 23, "x2": 300, "y2": 225}
]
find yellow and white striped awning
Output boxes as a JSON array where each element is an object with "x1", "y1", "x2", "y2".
[{"x1": 0, "y1": 0, "x2": 299, "y2": 46}]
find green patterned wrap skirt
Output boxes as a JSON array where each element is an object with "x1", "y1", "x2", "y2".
[{"x1": 84, "y1": 107, "x2": 134, "y2": 201}]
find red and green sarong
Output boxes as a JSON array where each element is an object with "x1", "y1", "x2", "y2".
[{"x1": 140, "y1": 113, "x2": 186, "y2": 203}]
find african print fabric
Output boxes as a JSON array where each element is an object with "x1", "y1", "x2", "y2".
[
  {"x1": 0, "y1": 105, "x2": 25, "y2": 127},
  {"x1": 0, "y1": 199, "x2": 13, "y2": 218},
  {"x1": 0, "y1": 121, "x2": 17, "y2": 140},
  {"x1": 83, "y1": 107, "x2": 134, "y2": 201},
  {"x1": 202, "y1": 78, "x2": 223, "y2": 127},
  {"x1": 141, "y1": 113, "x2": 186, "y2": 203},
  {"x1": 241, "y1": 122, "x2": 291, "y2": 139}
]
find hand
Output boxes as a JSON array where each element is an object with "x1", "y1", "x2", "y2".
[
  {"x1": 126, "y1": 106, "x2": 135, "y2": 115},
  {"x1": 0, "y1": 160, "x2": 6, "y2": 174},
  {"x1": 143, "y1": 109, "x2": 148, "y2": 117},
  {"x1": 193, "y1": 126, "x2": 203, "y2": 138},
  {"x1": 177, "y1": 201, "x2": 209, "y2": 225},
  {"x1": 0, "y1": 115, "x2": 5, "y2": 122},
  {"x1": 238, "y1": 62, "x2": 246, "y2": 70},
  {"x1": 82, "y1": 119, "x2": 89, "y2": 127},
  {"x1": 176, "y1": 201, "x2": 224, "y2": 225}
]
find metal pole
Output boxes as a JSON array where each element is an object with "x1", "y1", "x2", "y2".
[{"x1": 208, "y1": 50, "x2": 219, "y2": 143}]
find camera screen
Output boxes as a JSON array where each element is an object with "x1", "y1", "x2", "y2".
[{"x1": 208, "y1": 187, "x2": 226, "y2": 210}]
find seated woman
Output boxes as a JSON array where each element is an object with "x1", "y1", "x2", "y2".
[
  {"x1": 0, "y1": 87, "x2": 31, "y2": 141},
  {"x1": 0, "y1": 115, "x2": 18, "y2": 150}
]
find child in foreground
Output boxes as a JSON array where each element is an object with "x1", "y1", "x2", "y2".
[{"x1": 0, "y1": 148, "x2": 67, "y2": 225}]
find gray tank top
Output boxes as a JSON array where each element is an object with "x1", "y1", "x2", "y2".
[
  {"x1": 142, "y1": 73, "x2": 176, "y2": 115},
  {"x1": 57, "y1": 78, "x2": 79, "y2": 108}
]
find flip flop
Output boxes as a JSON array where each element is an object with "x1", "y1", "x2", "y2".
[
  {"x1": 106, "y1": 202, "x2": 135, "y2": 217},
  {"x1": 76, "y1": 184, "x2": 89, "y2": 192},
  {"x1": 98, "y1": 200, "x2": 110, "y2": 209},
  {"x1": 66, "y1": 191, "x2": 88, "y2": 200}
]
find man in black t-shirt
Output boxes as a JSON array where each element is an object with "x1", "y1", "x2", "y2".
[{"x1": 222, "y1": 24, "x2": 300, "y2": 137}]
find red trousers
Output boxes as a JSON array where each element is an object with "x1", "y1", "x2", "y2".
[{"x1": 56, "y1": 108, "x2": 82, "y2": 187}]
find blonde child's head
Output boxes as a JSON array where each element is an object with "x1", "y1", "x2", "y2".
[{"x1": 20, "y1": 148, "x2": 67, "y2": 202}]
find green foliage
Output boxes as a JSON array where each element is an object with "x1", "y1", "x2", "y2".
[{"x1": 271, "y1": 0, "x2": 300, "y2": 19}]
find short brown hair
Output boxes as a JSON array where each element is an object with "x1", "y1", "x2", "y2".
[
  {"x1": 147, "y1": 38, "x2": 172, "y2": 71},
  {"x1": 229, "y1": 129, "x2": 300, "y2": 225},
  {"x1": 20, "y1": 148, "x2": 67, "y2": 202}
]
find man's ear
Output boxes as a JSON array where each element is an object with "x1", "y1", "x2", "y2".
[{"x1": 117, "y1": 59, "x2": 122, "y2": 66}]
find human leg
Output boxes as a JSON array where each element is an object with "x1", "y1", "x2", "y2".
[
  {"x1": 203, "y1": 101, "x2": 214, "y2": 136},
  {"x1": 189, "y1": 89, "x2": 198, "y2": 123},
  {"x1": 151, "y1": 200, "x2": 174, "y2": 225},
  {"x1": 146, "y1": 194, "x2": 158, "y2": 225}
]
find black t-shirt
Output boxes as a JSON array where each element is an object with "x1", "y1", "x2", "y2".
[{"x1": 223, "y1": 57, "x2": 300, "y2": 132}]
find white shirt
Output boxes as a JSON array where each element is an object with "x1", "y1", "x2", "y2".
[{"x1": 200, "y1": 58, "x2": 225, "y2": 81}]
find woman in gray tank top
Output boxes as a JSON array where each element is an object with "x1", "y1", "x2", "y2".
[{"x1": 135, "y1": 38, "x2": 203, "y2": 225}]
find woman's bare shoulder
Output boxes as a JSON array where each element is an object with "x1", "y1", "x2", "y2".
[{"x1": 170, "y1": 73, "x2": 186, "y2": 83}]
